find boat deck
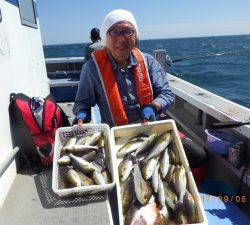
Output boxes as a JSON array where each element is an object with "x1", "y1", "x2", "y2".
[{"x1": 0, "y1": 169, "x2": 116, "y2": 225}]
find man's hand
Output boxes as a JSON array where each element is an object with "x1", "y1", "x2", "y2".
[
  {"x1": 76, "y1": 111, "x2": 87, "y2": 125},
  {"x1": 141, "y1": 105, "x2": 156, "y2": 122},
  {"x1": 77, "y1": 119, "x2": 84, "y2": 125}
]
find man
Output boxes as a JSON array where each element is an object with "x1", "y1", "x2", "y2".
[
  {"x1": 74, "y1": 9, "x2": 175, "y2": 126},
  {"x1": 74, "y1": 9, "x2": 207, "y2": 183},
  {"x1": 84, "y1": 27, "x2": 105, "y2": 61}
]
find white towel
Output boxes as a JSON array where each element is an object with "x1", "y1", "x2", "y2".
[{"x1": 101, "y1": 9, "x2": 138, "y2": 37}]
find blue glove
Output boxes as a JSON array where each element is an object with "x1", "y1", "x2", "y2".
[
  {"x1": 76, "y1": 111, "x2": 87, "y2": 121},
  {"x1": 141, "y1": 105, "x2": 156, "y2": 122}
]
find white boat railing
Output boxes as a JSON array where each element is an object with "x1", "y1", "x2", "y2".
[{"x1": 0, "y1": 147, "x2": 19, "y2": 178}]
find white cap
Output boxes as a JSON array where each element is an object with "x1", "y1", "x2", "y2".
[{"x1": 101, "y1": 9, "x2": 138, "y2": 37}]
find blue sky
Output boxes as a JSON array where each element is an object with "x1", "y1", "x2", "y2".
[{"x1": 36, "y1": 0, "x2": 250, "y2": 45}]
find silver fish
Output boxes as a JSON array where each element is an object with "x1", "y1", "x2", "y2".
[
  {"x1": 69, "y1": 153, "x2": 98, "y2": 173},
  {"x1": 85, "y1": 131, "x2": 103, "y2": 146},
  {"x1": 66, "y1": 168, "x2": 82, "y2": 187},
  {"x1": 121, "y1": 174, "x2": 134, "y2": 214},
  {"x1": 141, "y1": 158, "x2": 158, "y2": 180},
  {"x1": 174, "y1": 203, "x2": 188, "y2": 224},
  {"x1": 101, "y1": 168, "x2": 112, "y2": 184},
  {"x1": 134, "y1": 164, "x2": 153, "y2": 205},
  {"x1": 144, "y1": 131, "x2": 172, "y2": 162},
  {"x1": 124, "y1": 201, "x2": 160, "y2": 225},
  {"x1": 65, "y1": 145, "x2": 99, "y2": 154},
  {"x1": 151, "y1": 164, "x2": 160, "y2": 193},
  {"x1": 57, "y1": 155, "x2": 71, "y2": 166},
  {"x1": 77, "y1": 172, "x2": 94, "y2": 186},
  {"x1": 173, "y1": 165, "x2": 187, "y2": 203},
  {"x1": 129, "y1": 133, "x2": 149, "y2": 142},
  {"x1": 183, "y1": 190, "x2": 197, "y2": 223},
  {"x1": 92, "y1": 170, "x2": 105, "y2": 185},
  {"x1": 119, "y1": 158, "x2": 134, "y2": 182},
  {"x1": 163, "y1": 181, "x2": 178, "y2": 210},
  {"x1": 62, "y1": 137, "x2": 77, "y2": 150},
  {"x1": 158, "y1": 206, "x2": 170, "y2": 225},
  {"x1": 158, "y1": 177, "x2": 166, "y2": 209},
  {"x1": 169, "y1": 143, "x2": 180, "y2": 165},
  {"x1": 81, "y1": 151, "x2": 97, "y2": 162},
  {"x1": 164, "y1": 164, "x2": 175, "y2": 184},
  {"x1": 134, "y1": 133, "x2": 158, "y2": 156},
  {"x1": 75, "y1": 135, "x2": 91, "y2": 145},
  {"x1": 98, "y1": 136, "x2": 105, "y2": 148},
  {"x1": 160, "y1": 148, "x2": 170, "y2": 179},
  {"x1": 116, "y1": 140, "x2": 143, "y2": 157}
]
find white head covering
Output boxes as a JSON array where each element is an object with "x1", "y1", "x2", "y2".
[{"x1": 101, "y1": 9, "x2": 138, "y2": 37}]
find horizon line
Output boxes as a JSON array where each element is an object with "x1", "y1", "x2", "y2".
[{"x1": 43, "y1": 33, "x2": 250, "y2": 46}]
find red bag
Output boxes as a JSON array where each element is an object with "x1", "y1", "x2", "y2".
[{"x1": 9, "y1": 93, "x2": 69, "y2": 170}]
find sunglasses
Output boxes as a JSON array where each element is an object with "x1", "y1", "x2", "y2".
[{"x1": 108, "y1": 29, "x2": 135, "y2": 38}]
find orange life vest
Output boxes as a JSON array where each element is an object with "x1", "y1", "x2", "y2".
[{"x1": 92, "y1": 47, "x2": 153, "y2": 126}]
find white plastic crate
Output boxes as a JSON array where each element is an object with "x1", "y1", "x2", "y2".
[
  {"x1": 52, "y1": 124, "x2": 116, "y2": 197},
  {"x1": 110, "y1": 119, "x2": 208, "y2": 225}
]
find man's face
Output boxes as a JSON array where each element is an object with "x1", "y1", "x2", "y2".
[{"x1": 106, "y1": 21, "x2": 136, "y2": 62}]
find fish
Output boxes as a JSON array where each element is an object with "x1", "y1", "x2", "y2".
[
  {"x1": 141, "y1": 158, "x2": 158, "y2": 180},
  {"x1": 75, "y1": 135, "x2": 91, "y2": 145},
  {"x1": 129, "y1": 133, "x2": 149, "y2": 142},
  {"x1": 158, "y1": 177, "x2": 166, "y2": 209},
  {"x1": 124, "y1": 200, "x2": 160, "y2": 225},
  {"x1": 98, "y1": 136, "x2": 105, "y2": 148},
  {"x1": 168, "y1": 144, "x2": 180, "y2": 165},
  {"x1": 119, "y1": 158, "x2": 134, "y2": 182},
  {"x1": 158, "y1": 207, "x2": 170, "y2": 225},
  {"x1": 92, "y1": 161, "x2": 103, "y2": 172},
  {"x1": 92, "y1": 150, "x2": 106, "y2": 170},
  {"x1": 133, "y1": 163, "x2": 153, "y2": 205},
  {"x1": 134, "y1": 133, "x2": 158, "y2": 156},
  {"x1": 163, "y1": 181, "x2": 178, "y2": 210},
  {"x1": 64, "y1": 145, "x2": 99, "y2": 154},
  {"x1": 81, "y1": 151, "x2": 97, "y2": 162},
  {"x1": 160, "y1": 148, "x2": 170, "y2": 179},
  {"x1": 164, "y1": 165, "x2": 175, "y2": 184},
  {"x1": 173, "y1": 165, "x2": 187, "y2": 203},
  {"x1": 65, "y1": 167, "x2": 82, "y2": 187},
  {"x1": 77, "y1": 172, "x2": 94, "y2": 186},
  {"x1": 116, "y1": 140, "x2": 144, "y2": 157},
  {"x1": 144, "y1": 131, "x2": 172, "y2": 162},
  {"x1": 92, "y1": 170, "x2": 105, "y2": 185},
  {"x1": 69, "y1": 153, "x2": 98, "y2": 173},
  {"x1": 174, "y1": 203, "x2": 188, "y2": 224},
  {"x1": 62, "y1": 137, "x2": 77, "y2": 150},
  {"x1": 124, "y1": 201, "x2": 160, "y2": 225},
  {"x1": 151, "y1": 164, "x2": 160, "y2": 193},
  {"x1": 121, "y1": 174, "x2": 134, "y2": 214},
  {"x1": 183, "y1": 190, "x2": 197, "y2": 223},
  {"x1": 101, "y1": 168, "x2": 112, "y2": 184},
  {"x1": 85, "y1": 131, "x2": 103, "y2": 146},
  {"x1": 57, "y1": 155, "x2": 71, "y2": 166}
]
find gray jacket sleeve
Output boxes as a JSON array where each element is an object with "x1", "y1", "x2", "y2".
[
  {"x1": 73, "y1": 60, "x2": 97, "y2": 115},
  {"x1": 146, "y1": 53, "x2": 175, "y2": 112}
]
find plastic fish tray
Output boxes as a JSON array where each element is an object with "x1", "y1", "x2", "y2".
[
  {"x1": 52, "y1": 124, "x2": 116, "y2": 197},
  {"x1": 110, "y1": 119, "x2": 208, "y2": 225}
]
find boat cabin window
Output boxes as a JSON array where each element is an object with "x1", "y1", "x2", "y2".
[{"x1": 18, "y1": 0, "x2": 37, "y2": 29}]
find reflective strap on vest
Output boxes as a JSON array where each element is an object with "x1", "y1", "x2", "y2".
[
  {"x1": 132, "y1": 48, "x2": 153, "y2": 106},
  {"x1": 92, "y1": 48, "x2": 153, "y2": 126}
]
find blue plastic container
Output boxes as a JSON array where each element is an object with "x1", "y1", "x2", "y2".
[
  {"x1": 200, "y1": 179, "x2": 237, "y2": 196},
  {"x1": 205, "y1": 129, "x2": 241, "y2": 155}
]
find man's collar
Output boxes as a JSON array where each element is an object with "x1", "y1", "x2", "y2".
[{"x1": 107, "y1": 50, "x2": 138, "y2": 70}]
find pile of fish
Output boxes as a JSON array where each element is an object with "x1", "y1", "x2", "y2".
[
  {"x1": 117, "y1": 131, "x2": 199, "y2": 225},
  {"x1": 57, "y1": 130, "x2": 112, "y2": 188}
]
